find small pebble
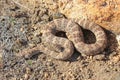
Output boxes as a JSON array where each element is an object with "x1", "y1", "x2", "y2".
[
  {"x1": 24, "y1": 74, "x2": 29, "y2": 80},
  {"x1": 28, "y1": 43, "x2": 36, "y2": 48},
  {"x1": 20, "y1": 79, "x2": 23, "y2": 80},
  {"x1": 44, "y1": 72, "x2": 49, "y2": 78},
  {"x1": 109, "y1": 52, "x2": 117, "y2": 60},
  {"x1": 93, "y1": 54, "x2": 105, "y2": 60},
  {"x1": 112, "y1": 55, "x2": 120, "y2": 63},
  {"x1": 11, "y1": 77, "x2": 17, "y2": 80},
  {"x1": 26, "y1": 67, "x2": 32, "y2": 74},
  {"x1": 20, "y1": 27, "x2": 24, "y2": 32}
]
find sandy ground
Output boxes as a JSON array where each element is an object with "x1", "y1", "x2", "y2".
[{"x1": 0, "y1": 1, "x2": 120, "y2": 80}]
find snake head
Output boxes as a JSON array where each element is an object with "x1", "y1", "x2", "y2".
[{"x1": 33, "y1": 23, "x2": 48, "y2": 36}]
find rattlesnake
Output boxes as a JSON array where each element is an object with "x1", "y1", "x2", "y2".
[{"x1": 16, "y1": 18, "x2": 107, "y2": 60}]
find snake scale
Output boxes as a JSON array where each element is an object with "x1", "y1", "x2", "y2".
[{"x1": 17, "y1": 18, "x2": 107, "y2": 60}]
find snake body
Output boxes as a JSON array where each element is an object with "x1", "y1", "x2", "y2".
[{"x1": 17, "y1": 18, "x2": 107, "y2": 60}]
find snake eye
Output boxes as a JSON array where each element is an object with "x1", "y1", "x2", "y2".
[
  {"x1": 60, "y1": 47, "x2": 64, "y2": 52},
  {"x1": 55, "y1": 30, "x2": 67, "y2": 38}
]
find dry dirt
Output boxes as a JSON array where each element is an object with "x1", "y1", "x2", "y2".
[{"x1": 0, "y1": 0, "x2": 120, "y2": 80}]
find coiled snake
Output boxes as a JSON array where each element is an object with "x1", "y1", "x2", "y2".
[{"x1": 17, "y1": 18, "x2": 107, "y2": 60}]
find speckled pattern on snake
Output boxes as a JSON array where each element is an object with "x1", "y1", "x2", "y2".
[{"x1": 17, "y1": 18, "x2": 107, "y2": 60}]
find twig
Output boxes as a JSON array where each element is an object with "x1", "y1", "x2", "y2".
[{"x1": 11, "y1": 0, "x2": 31, "y2": 11}]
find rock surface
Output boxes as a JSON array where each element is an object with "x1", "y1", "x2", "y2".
[{"x1": 58, "y1": 0, "x2": 120, "y2": 35}]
